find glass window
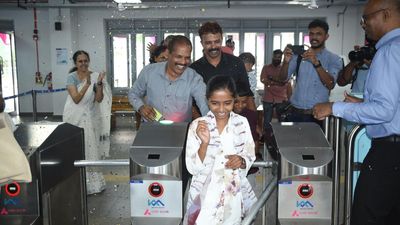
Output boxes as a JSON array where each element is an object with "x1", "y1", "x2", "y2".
[
  {"x1": 244, "y1": 32, "x2": 265, "y2": 89},
  {"x1": 107, "y1": 19, "x2": 314, "y2": 92},
  {"x1": 300, "y1": 32, "x2": 310, "y2": 47},
  {"x1": 256, "y1": 33, "x2": 265, "y2": 89},
  {"x1": 135, "y1": 34, "x2": 144, "y2": 79},
  {"x1": 0, "y1": 32, "x2": 18, "y2": 112},
  {"x1": 224, "y1": 32, "x2": 239, "y2": 56},
  {"x1": 190, "y1": 33, "x2": 203, "y2": 62},
  {"x1": 112, "y1": 35, "x2": 129, "y2": 88},
  {"x1": 244, "y1": 32, "x2": 256, "y2": 54},
  {"x1": 144, "y1": 35, "x2": 156, "y2": 66},
  {"x1": 273, "y1": 32, "x2": 295, "y2": 50}
]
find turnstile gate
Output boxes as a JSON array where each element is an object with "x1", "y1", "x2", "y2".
[
  {"x1": 0, "y1": 122, "x2": 87, "y2": 225},
  {"x1": 273, "y1": 122, "x2": 333, "y2": 225}
]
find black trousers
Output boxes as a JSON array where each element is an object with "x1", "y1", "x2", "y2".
[{"x1": 351, "y1": 139, "x2": 400, "y2": 225}]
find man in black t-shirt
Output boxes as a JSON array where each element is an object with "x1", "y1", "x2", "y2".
[{"x1": 190, "y1": 21, "x2": 256, "y2": 110}]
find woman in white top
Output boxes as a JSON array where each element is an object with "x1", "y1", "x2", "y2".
[
  {"x1": 63, "y1": 50, "x2": 111, "y2": 195},
  {"x1": 184, "y1": 75, "x2": 257, "y2": 225}
]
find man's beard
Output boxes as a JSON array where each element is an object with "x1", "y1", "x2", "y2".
[
  {"x1": 311, "y1": 41, "x2": 325, "y2": 49},
  {"x1": 272, "y1": 60, "x2": 281, "y2": 66}
]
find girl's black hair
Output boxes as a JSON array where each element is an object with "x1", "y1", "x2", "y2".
[
  {"x1": 69, "y1": 50, "x2": 90, "y2": 73},
  {"x1": 206, "y1": 75, "x2": 236, "y2": 99}
]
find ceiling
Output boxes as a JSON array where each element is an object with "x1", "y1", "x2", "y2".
[{"x1": 0, "y1": 0, "x2": 367, "y2": 9}]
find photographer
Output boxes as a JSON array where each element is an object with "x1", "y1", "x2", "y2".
[
  {"x1": 337, "y1": 45, "x2": 375, "y2": 94},
  {"x1": 278, "y1": 19, "x2": 342, "y2": 127}
]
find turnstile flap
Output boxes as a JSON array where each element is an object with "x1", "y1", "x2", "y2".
[
  {"x1": 272, "y1": 122, "x2": 333, "y2": 168},
  {"x1": 130, "y1": 122, "x2": 188, "y2": 167}
]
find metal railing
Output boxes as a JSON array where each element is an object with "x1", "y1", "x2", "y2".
[
  {"x1": 242, "y1": 176, "x2": 278, "y2": 225},
  {"x1": 74, "y1": 159, "x2": 275, "y2": 168},
  {"x1": 324, "y1": 116, "x2": 366, "y2": 225},
  {"x1": 344, "y1": 124, "x2": 364, "y2": 225}
]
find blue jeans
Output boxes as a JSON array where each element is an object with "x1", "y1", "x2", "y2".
[
  {"x1": 263, "y1": 101, "x2": 288, "y2": 130},
  {"x1": 263, "y1": 102, "x2": 274, "y2": 130}
]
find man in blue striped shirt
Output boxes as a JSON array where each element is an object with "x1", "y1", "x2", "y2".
[
  {"x1": 279, "y1": 19, "x2": 343, "y2": 127},
  {"x1": 129, "y1": 35, "x2": 209, "y2": 123},
  {"x1": 313, "y1": 0, "x2": 400, "y2": 224}
]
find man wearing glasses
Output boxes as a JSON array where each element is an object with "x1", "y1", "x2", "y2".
[{"x1": 313, "y1": 0, "x2": 400, "y2": 224}]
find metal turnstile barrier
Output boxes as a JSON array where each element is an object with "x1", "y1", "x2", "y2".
[
  {"x1": 0, "y1": 122, "x2": 87, "y2": 225},
  {"x1": 273, "y1": 122, "x2": 333, "y2": 225},
  {"x1": 129, "y1": 122, "x2": 188, "y2": 225}
]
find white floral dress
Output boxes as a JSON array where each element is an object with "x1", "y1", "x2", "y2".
[{"x1": 184, "y1": 111, "x2": 257, "y2": 225}]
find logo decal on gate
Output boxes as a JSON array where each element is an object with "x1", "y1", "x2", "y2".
[
  {"x1": 148, "y1": 182, "x2": 164, "y2": 197},
  {"x1": 296, "y1": 200, "x2": 314, "y2": 208},
  {"x1": 297, "y1": 183, "x2": 313, "y2": 198},
  {"x1": 144, "y1": 209, "x2": 151, "y2": 216},
  {"x1": 148, "y1": 199, "x2": 165, "y2": 207}
]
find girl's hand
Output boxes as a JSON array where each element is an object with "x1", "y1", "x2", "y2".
[
  {"x1": 196, "y1": 120, "x2": 210, "y2": 145},
  {"x1": 225, "y1": 155, "x2": 245, "y2": 169}
]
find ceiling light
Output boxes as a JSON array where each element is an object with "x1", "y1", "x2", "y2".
[
  {"x1": 308, "y1": 0, "x2": 319, "y2": 9},
  {"x1": 117, "y1": 3, "x2": 126, "y2": 11},
  {"x1": 114, "y1": 0, "x2": 141, "y2": 4}
]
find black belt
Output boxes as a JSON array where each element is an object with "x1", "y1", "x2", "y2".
[{"x1": 373, "y1": 135, "x2": 400, "y2": 143}]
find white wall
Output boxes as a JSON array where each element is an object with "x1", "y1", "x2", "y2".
[{"x1": 0, "y1": 3, "x2": 365, "y2": 115}]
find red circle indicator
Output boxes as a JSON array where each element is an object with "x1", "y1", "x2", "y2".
[
  {"x1": 297, "y1": 183, "x2": 313, "y2": 199},
  {"x1": 5, "y1": 182, "x2": 21, "y2": 197},
  {"x1": 148, "y1": 182, "x2": 164, "y2": 198}
]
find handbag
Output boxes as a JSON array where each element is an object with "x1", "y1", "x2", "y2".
[{"x1": 0, "y1": 113, "x2": 32, "y2": 186}]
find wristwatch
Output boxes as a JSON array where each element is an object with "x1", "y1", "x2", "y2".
[{"x1": 313, "y1": 60, "x2": 322, "y2": 68}]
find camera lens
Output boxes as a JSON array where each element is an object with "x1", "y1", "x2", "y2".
[
  {"x1": 360, "y1": 46, "x2": 376, "y2": 61},
  {"x1": 348, "y1": 46, "x2": 376, "y2": 63},
  {"x1": 348, "y1": 50, "x2": 364, "y2": 62}
]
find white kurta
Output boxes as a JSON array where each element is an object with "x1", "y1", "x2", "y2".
[
  {"x1": 184, "y1": 111, "x2": 257, "y2": 225},
  {"x1": 63, "y1": 71, "x2": 111, "y2": 194}
]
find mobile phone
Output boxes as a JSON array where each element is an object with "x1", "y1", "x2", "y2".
[{"x1": 289, "y1": 45, "x2": 306, "y2": 55}]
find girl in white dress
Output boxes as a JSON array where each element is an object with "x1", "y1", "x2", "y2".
[
  {"x1": 63, "y1": 50, "x2": 111, "y2": 195},
  {"x1": 184, "y1": 75, "x2": 257, "y2": 225}
]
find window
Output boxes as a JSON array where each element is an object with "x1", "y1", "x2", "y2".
[
  {"x1": 0, "y1": 31, "x2": 18, "y2": 113},
  {"x1": 273, "y1": 32, "x2": 295, "y2": 51},
  {"x1": 106, "y1": 18, "x2": 318, "y2": 92},
  {"x1": 244, "y1": 32, "x2": 265, "y2": 89},
  {"x1": 112, "y1": 35, "x2": 130, "y2": 88}
]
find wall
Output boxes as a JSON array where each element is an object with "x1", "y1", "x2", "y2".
[{"x1": 0, "y1": 3, "x2": 365, "y2": 115}]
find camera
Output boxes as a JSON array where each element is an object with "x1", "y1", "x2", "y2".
[
  {"x1": 348, "y1": 46, "x2": 376, "y2": 62},
  {"x1": 288, "y1": 45, "x2": 306, "y2": 55}
]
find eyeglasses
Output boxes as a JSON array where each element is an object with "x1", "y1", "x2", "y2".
[{"x1": 360, "y1": 8, "x2": 388, "y2": 25}]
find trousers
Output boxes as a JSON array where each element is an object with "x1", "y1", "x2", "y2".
[{"x1": 351, "y1": 138, "x2": 400, "y2": 225}]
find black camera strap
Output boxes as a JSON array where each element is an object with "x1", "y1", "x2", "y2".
[
  {"x1": 295, "y1": 55, "x2": 303, "y2": 78},
  {"x1": 351, "y1": 66, "x2": 368, "y2": 89},
  {"x1": 351, "y1": 68, "x2": 359, "y2": 89}
]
